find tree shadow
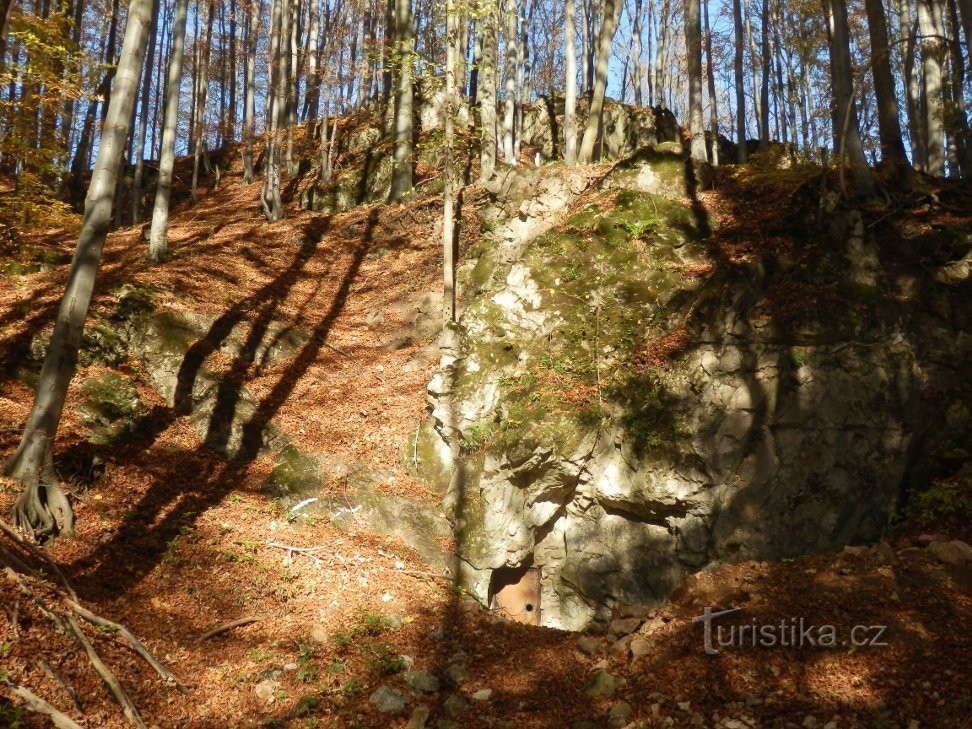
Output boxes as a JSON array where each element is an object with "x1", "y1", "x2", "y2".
[{"x1": 64, "y1": 210, "x2": 379, "y2": 599}]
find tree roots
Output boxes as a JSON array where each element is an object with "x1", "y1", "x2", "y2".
[
  {"x1": 0, "y1": 519, "x2": 184, "y2": 726},
  {"x1": 10, "y1": 480, "x2": 75, "y2": 544}
]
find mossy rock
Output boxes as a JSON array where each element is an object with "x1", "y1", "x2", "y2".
[
  {"x1": 77, "y1": 371, "x2": 145, "y2": 444},
  {"x1": 263, "y1": 443, "x2": 327, "y2": 500}
]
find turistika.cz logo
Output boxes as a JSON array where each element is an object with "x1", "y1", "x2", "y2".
[{"x1": 693, "y1": 607, "x2": 888, "y2": 655}]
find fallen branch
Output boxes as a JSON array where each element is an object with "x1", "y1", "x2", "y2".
[
  {"x1": 67, "y1": 615, "x2": 146, "y2": 729},
  {"x1": 66, "y1": 600, "x2": 188, "y2": 691},
  {"x1": 1, "y1": 682, "x2": 84, "y2": 729},
  {"x1": 196, "y1": 615, "x2": 263, "y2": 643},
  {"x1": 398, "y1": 569, "x2": 454, "y2": 583},
  {"x1": 0, "y1": 518, "x2": 78, "y2": 600},
  {"x1": 37, "y1": 660, "x2": 83, "y2": 712}
]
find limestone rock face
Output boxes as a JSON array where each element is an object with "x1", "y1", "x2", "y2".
[
  {"x1": 419, "y1": 152, "x2": 972, "y2": 630},
  {"x1": 518, "y1": 96, "x2": 681, "y2": 162}
]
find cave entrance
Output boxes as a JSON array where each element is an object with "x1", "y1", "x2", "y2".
[{"x1": 489, "y1": 563, "x2": 541, "y2": 625}]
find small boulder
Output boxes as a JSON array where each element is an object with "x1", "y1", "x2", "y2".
[
  {"x1": 585, "y1": 670, "x2": 625, "y2": 697},
  {"x1": 608, "y1": 702, "x2": 634, "y2": 728},
  {"x1": 607, "y1": 617, "x2": 643, "y2": 638},
  {"x1": 405, "y1": 670, "x2": 441, "y2": 694},
  {"x1": 576, "y1": 636, "x2": 601, "y2": 655},
  {"x1": 927, "y1": 540, "x2": 972, "y2": 566},
  {"x1": 370, "y1": 685, "x2": 408, "y2": 713}
]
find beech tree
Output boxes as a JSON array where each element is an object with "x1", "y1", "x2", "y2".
[
  {"x1": 3, "y1": 0, "x2": 154, "y2": 541},
  {"x1": 685, "y1": 0, "x2": 705, "y2": 160},
  {"x1": 577, "y1": 0, "x2": 618, "y2": 163},
  {"x1": 389, "y1": 0, "x2": 415, "y2": 201},
  {"x1": 564, "y1": 0, "x2": 578, "y2": 164},
  {"x1": 148, "y1": 0, "x2": 191, "y2": 261}
]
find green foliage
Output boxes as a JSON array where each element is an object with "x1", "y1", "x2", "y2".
[
  {"x1": 619, "y1": 217, "x2": 658, "y2": 239},
  {"x1": 0, "y1": 12, "x2": 86, "y2": 232},
  {"x1": 342, "y1": 678, "x2": 363, "y2": 697},
  {"x1": 907, "y1": 477, "x2": 972, "y2": 525},
  {"x1": 363, "y1": 642, "x2": 406, "y2": 676},
  {"x1": 461, "y1": 421, "x2": 495, "y2": 451}
]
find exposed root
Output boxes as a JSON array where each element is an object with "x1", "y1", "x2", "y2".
[
  {"x1": 10, "y1": 480, "x2": 75, "y2": 544},
  {"x1": 66, "y1": 599, "x2": 189, "y2": 691},
  {"x1": 0, "y1": 682, "x2": 85, "y2": 729},
  {"x1": 67, "y1": 615, "x2": 147, "y2": 728},
  {"x1": 195, "y1": 615, "x2": 263, "y2": 643},
  {"x1": 1, "y1": 524, "x2": 186, "y2": 726}
]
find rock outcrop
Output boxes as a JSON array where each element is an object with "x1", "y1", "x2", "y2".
[{"x1": 418, "y1": 148, "x2": 972, "y2": 630}]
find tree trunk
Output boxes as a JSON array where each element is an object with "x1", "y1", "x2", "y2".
[
  {"x1": 502, "y1": 0, "x2": 517, "y2": 163},
  {"x1": 823, "y1": 0, "x2": 876, "y2": 197},
  {"x1": 243, "y1": 0, "x2": 260, "y2": 183},
  {"x1": 655, "y1": 0, "x2": 669, "y2": 107},
  {"x1": 577, "y1": 0, "x2": 617, "y2": 163},
  {"x1": 4, "y1": 0, "x2": 152, "y2": 543},
  {"x1": 148, "y1": 0, "x2": 189, "y2": 261},
  {"x1": 389, "y1": 0, "x2": 414, "y2": 200},
  {"x1": 564, "y1": 0, "x2": 578, "y2": 163},
  {"x1": 758, "y1": 0, "x2": 770, "y2": 148},
  {"x1": 864, "y1": 0, "x2": 911, "y2": 176},
  {"x1": 478, "y1": 0, "x2": 498, "y2": 179},
  {"x1": 917, "y1": 0, "x2": 945, "y2": 175},
  {"x1": 944, "y1": 0, "x2": 970, "y2": 176},
  {"x1": 630, "y1": 0, "x2": 643, "y2": 105},
  {"x1": 896, "y1": 0, "x2": 924, "y2": 169},
  {"x1": 443, "y1": 0, "x2": 456, "y2": 324},
  {"x1": 262, "y1": 0, "x2": 288, "y2": 219},
  {"x1": 732, "y1": 0, "x2": 746, "y2": 160},
  {"x1": 703, "y1": 0, "x2": 718, "y2": 164},
  {"x1": 191, "y1": 0, "x2": 215, "y2": 201},
  {"x1": 685, "y1": 0, "x2": 705, "y2": 160},
  {"x1": 131, "y1": 0, "x2": 161, "y2": 223}
]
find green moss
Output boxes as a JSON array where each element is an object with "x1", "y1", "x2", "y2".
[
  {"x1": 263, "y1": 443, "x2": 325, "y2": 499},
  {"x1": 78, "y1": 372, "x2": 144, "y2": 444}
]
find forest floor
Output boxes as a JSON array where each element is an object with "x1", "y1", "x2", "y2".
[{"x1": 0, "y1": 145, "x2": 971, "y2": 729}]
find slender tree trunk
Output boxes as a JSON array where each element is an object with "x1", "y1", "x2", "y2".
[
  {"x1": 897, "y1": 0, "x2": 924, "y2": 169},
  {"x1": 655, "y1": 0, "x2": 669, "y2": 107},
  {"x1": 824, "y1": 0, "x2": 876, "y2": 197},
  {"x1": 149, "y1": 0, "x2": 189, "y2": 261},
  {"x1": 514, "y1": 0, "x2": 531, "y2": 158},
  {"x1": 262, "y1": 0, "x2": 288, "y2": 219},
  {"x1": 732, "y1": 0, "x2": 746, "y2": 160},
  {"x1": 686, "y1": 0, "x2": 705, "y2": 160},
  {"x1": 758, "y1": 0, "x2": 770, "y2": 148},
  {"x1": 389, "y1": 0, "x2": 414, "y2": 200},
  {"x1": 4, "y1": 0, "x2": 153, "y2": 543},
  {"x1": 478, "y1": 0, "x2": 498, "y2": 179},
  {"x1": 864, "y1": 0, "x2": 911, "y2": 175},
  {"x1": 502, "y1": 0, "x2": 517, "y2": 163},
  {"x1": 229, "y1": 0, "x2": 238, "y2": 139},
  {"x1": 131, "y1": 0, "x2": 161, "y2": 222},
  {"x1": 192, "y1": 0, "x2": 215, "y2": 201},
  {"x1": 745, "y1": 11, "x2": 761, "y2": 140},
  {"x1": 630, "y1": 0, "x2": 643, "y2": 105},
  {"x1": 243, "y1": 0, "x2": 260, "y2": 183},
  {"x1": 703, "y1": 0, "x2": 718, "y2": 164},
  {"x1": 577, "y1": 0, "x2": 617, "y2": 162},
  {"x1": 305, "y1": 0, "x2": 320, "y2": 121},
  {"x1": 944, "y1": 0, "x2": 970, "y2": 176},
  {"x1": 565, "y1": 0, "x2": 578, "y2": 163},
  {"x1": 917, "y1": 0, "x2": 945, "y2": 175},
  {"x1": 443, "y1": 0, "x2": 456, "y2": 323}
]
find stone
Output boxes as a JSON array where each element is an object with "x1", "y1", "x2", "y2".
[
  {"x1": 576, "y1": 636, "x2": 601, "y2": 655},
  {"x1": 253, "y1": 679, "x2": 277, "y2": 704},
  {"x1": 585, "y1": 670, "x2": 624, "y2": 697},
  {"x1": 445, "y1": 662, "x2": 469, "y2": 685},
  {"x1": 406, "y1": 705, "x2": 431, "y2": 729},
  {"x1": 471, "y1": 689, "x2": 493, "y2": 701},
  {"x1": 608, "y1": 702, "x2": 634, "y2": 728},
  {"x1": 608, "y1": 617, "x2": 643, "y2": 638},
  {"x1": 443, "y1": 693, "x2": 468, "y2": 718},
  {"x1": 927, "y1": 540, "x2": 972, "y2": 566},
  {"x1": 309, "y1": 623, "x2": 328, "y2": 644},
  {"x1": 370, "y1": 685, "x2": 407, "y2": 713},
  {"x1": 405, "y1": 670, "x2": 440, "y2": 694},
  {"x1": 629, "y1": 636, "x2": 652, "y2": 660}
]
